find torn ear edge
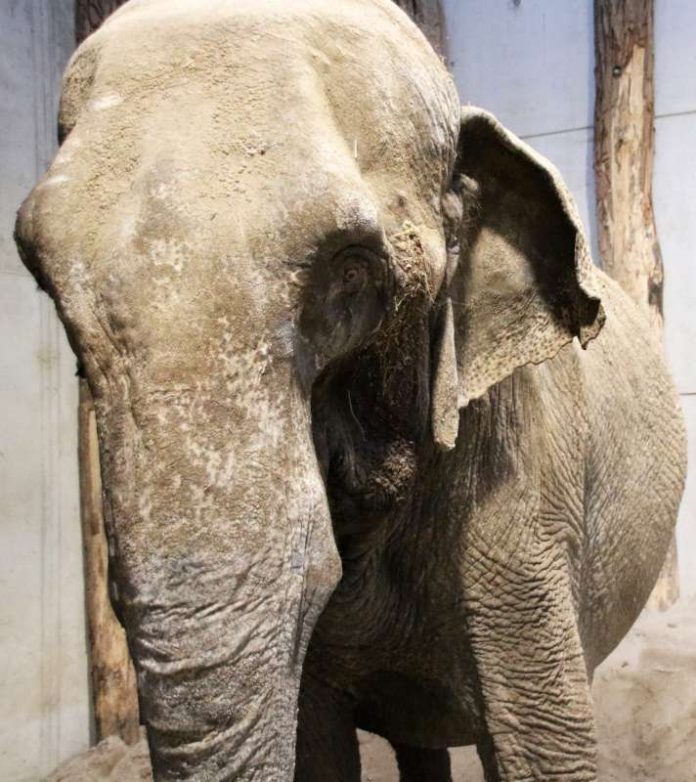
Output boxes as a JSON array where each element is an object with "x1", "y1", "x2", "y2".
[{"x1": 431, "y1": 107, "x2": 606, "y2": 452}]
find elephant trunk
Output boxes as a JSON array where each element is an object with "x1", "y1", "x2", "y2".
[{"x1": 92, "y1": 363, "x2": 341, "y2": 780}]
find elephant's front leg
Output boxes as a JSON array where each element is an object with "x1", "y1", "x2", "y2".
[
  {"x1": 464, "y1": 555, "x2": 597, "y2": 782},
  {"x1": 294, "y1": 673, "x2": 360, "y2": 782}
]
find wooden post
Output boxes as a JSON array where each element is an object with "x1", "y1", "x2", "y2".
[
  {"x1": 392, "y1": 0, "x2": 445, "y2": 55},
  {"x1": 79, "y1": 380, "x2": 140, "y2": 744},
  {"x1": 594, "y1": 0, "x2": 679, "y2": 609},
  {"x1": 76, "y1": 0, "x2": 129, "y2": 44}
]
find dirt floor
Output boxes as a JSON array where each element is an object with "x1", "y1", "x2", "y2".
[{"x1": 47, "y1": 598, "x2": 696, "y2": 781}]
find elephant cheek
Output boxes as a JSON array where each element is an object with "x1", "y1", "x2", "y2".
[{"x1": 91, "y1": 374, "x2": 341, "y2": 781}]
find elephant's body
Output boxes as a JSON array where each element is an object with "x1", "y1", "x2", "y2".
[
  {"x1": 15, "y1": 0, "x2": 686, "y2": 780},
  {"x1": 301, "y1": 269, "x2": 685, "y2": 779}
]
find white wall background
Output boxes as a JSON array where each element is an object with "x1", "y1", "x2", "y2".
[
  {"x1": 0, "y1": 1, "x2": 91, "y2": 780},
  {"x1": 443, "y1": 0, "x2": 696, "y2": 598}
]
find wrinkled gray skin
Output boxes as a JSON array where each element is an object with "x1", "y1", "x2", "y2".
[{"x1": 15, "y1": 1, "x2": 686, "y2": 780}]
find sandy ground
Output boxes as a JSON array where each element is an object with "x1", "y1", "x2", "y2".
[{"x1": 46, "y1": 598, "x2": 696, "y2": 781}]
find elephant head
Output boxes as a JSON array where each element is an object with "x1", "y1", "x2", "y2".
[{"x1": 15, "y1": 0, "x2": 603, "y2": 778}]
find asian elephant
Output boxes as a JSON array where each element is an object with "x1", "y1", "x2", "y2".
[{"x1": 15, "y1": 0, "x2": 686, "y2": 780}]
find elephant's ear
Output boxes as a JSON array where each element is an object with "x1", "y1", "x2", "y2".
[{"x1": 432, "y1": 107, "x2": 605, "y2": 450}]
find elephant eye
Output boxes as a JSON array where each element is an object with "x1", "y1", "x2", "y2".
[
  {"x1": 341, "y1": 257, "x2": 368, "y2": 294},
  {"x1": 298, "y1": 244, "x2": 389, "y2": 363}
]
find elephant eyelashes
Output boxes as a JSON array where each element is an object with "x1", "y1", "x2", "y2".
[{"x1": 341, "y1": 258, "x2": 368, "y2": 294}]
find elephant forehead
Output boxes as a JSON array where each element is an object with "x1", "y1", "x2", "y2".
[
  {"x1": 32, "y1": 0, "x2": 459, "y2": 293},
  {"x1": 19, "y1": 0, "x2": 459, "y2": 382},
  {"x1": 62, "y1": 0, "x2": 458, "y2": 196}
]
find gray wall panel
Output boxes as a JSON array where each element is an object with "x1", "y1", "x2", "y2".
[{"x1": 0, "y1": 1, "x2": 90, "y2": 779}]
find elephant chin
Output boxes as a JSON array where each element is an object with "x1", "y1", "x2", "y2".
[{"x1": 89, "y1": 366, "x2": 342, "y2": 781}]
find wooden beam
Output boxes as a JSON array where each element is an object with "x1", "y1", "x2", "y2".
[
  {"x1": 75, "y1": 0, "x2": 129, "y2": 44},
  {"x1": 79, "y1": 380, "x2": 140, "y2": 744},
  {"x1": 392, "y1": 0, "x2": 445, "y2": 55},
  {"x1": 594, "y1": 0, "x2": 679, "y2": 610}
]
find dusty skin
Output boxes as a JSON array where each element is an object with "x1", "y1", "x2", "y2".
[{"x1": 17, "y1": 0, "x2": 686, "y2": 780}]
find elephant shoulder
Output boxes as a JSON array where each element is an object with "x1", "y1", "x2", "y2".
[
  {"x1": 576, "y1": 266, "x2": 685, "y2": 515},
  {"x1": 573, "y1": 268, "x2": 686, "y2": 664}
]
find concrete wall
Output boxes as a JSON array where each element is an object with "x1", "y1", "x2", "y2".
[
  {"x1": 0, "y1": 2, "x2": 91, "y2": 780},
  {"x1": 443, "y1": 0, "x2": 695, "y2": 597},
  {"x1": 655, "y1": 1, "x2": 696, "y2": 600}
]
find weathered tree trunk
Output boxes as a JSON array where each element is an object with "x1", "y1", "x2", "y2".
[
  {"x1": 79, "y1": 381, "x2": 140, "y2": 744},
  {"x1": 594, "y1": 0, "x2": 679, "y2": 610},
  {"x1": 76, "y1": 0, "x2": 129, "y2": 44},
  {"x1": 392, "y1": 0, "x2": 445, "y2": 55}
]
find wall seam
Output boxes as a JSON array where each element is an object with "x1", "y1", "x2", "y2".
[
  {"x1": 656, "y1": 108, "x2": 696, "y2": 120},
  {"x1": 32, "y1": 0, "x2": 64, "y2": 773},
  {"x1": 519, "y1": 108, "x2": 696, "y2": 144},
  {"x1": 521, "y1": 124, "x2": 593, "y2": 141}
]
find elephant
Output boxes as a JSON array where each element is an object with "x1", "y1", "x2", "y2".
[{"x1": 15, "y1": 0, "x2": 686, "y2": 780}]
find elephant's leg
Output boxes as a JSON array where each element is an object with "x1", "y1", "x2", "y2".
[
  {"x1": 391, "y1": 742, "x2": 452, "y2": 782},
  {"x1": 294, "y1": 675, "x2": 360, "y2": 782},
  {"x1": 465, "y1": 566, "x2": 597, "y2": 781}
]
